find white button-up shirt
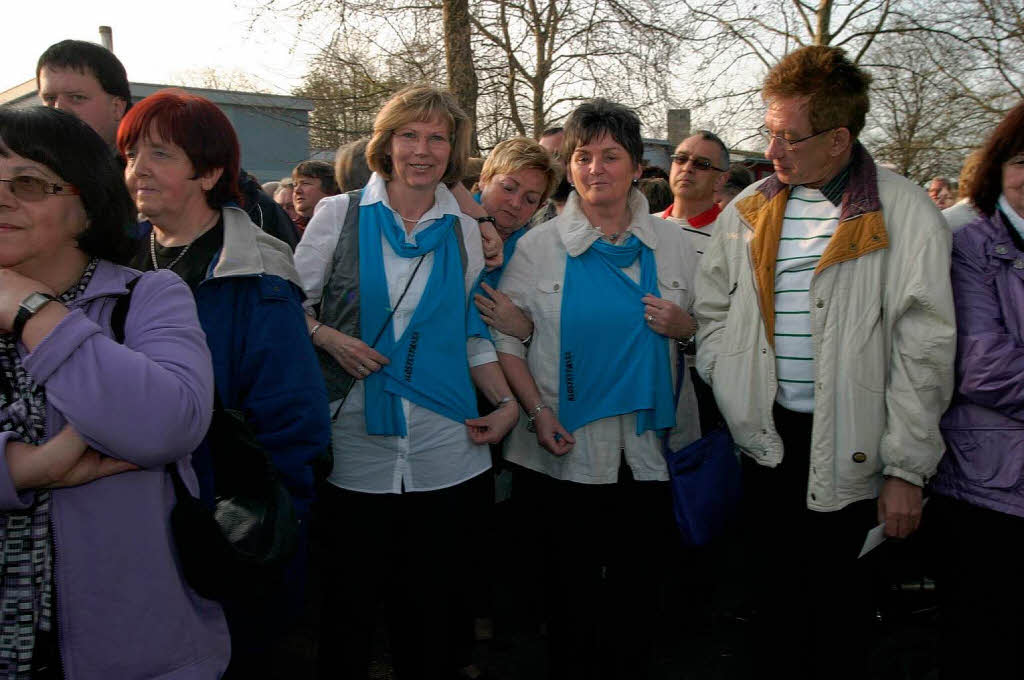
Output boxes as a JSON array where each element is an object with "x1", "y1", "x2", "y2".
[{"x1": 294, "y1": 173, "x2": 495, "y2": 493}]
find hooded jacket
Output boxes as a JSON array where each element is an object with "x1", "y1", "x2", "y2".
[
  {"x1": 136, "y1": 206, "x2": 330, "y2": 516},
  {"x1": 695, "y1": 144, "x2": 956, "y2": 511}
]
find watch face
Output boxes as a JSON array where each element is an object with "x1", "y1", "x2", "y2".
[{"x1": 21, "y1": 292, "x2": 56, "y2": 313}]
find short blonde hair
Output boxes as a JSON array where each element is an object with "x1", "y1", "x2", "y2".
[
  {"x1": 480, "y1": 137, "x2": 561, "y2": 205},
  {"x1": 335, "y1": 137, "x2": 371, "y2": 192},
  {"x1": 366, "y1": 84, "x2": 471, "y2": 186}
]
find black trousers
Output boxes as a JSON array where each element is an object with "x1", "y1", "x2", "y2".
[
  {"x1": 517, "y1": 462, "x2": 674, "y2": 680},
  {"x1": 929, "y1": 493, "x2": 1024, "y2": 679},
  {"x1": 316, "y1": 473, "x2": 488, "y2": 680},
  {"x1": 741, "y1": 404, "x2": 877, "y2": 680}
]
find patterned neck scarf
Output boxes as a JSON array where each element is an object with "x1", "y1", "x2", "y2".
[{"x1": 0, "y1": 259, "x2": 98, "y2": 679}]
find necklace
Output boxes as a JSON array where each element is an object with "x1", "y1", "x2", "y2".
[
  {"x1": 149, "y1": 212, "x2": 217, "y2": 270},
  {"x1": 397, "y1": 212, "x2": 422, "y2": 223},
  {"x1": 150, "y1": 231, "x2": 193, "y2": 270}
]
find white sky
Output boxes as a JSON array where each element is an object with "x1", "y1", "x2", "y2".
[{"x1": 2, "y1": 0, "x2": 322, "y2": 95}]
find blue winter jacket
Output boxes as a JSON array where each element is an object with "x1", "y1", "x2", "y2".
[{"x1": 138, "y1": 206, "x2": 330, "y2": 517}]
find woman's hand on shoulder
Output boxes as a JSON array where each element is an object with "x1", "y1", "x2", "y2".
[
  {"x1": 534, "y1": 409, "x2": 575, "y2": 456},
  {"x1": 0, "y1": 269, "x2": 56, "y2": 333},
  {"x1": 7, "y1": 426, "x2": 138, "y2": 490},
  {"x1": 474, "y1": 282, "x2": 533, "y2": 340},
  {"x1": 642, "y1": 295, "x2": 696, "y2": 339},
  {"x1": 313, "y1": 324, "x2": 390, "y2": 380},
  {"x1": 465, "y1": 400, "x2": 519, "y2": 445}
]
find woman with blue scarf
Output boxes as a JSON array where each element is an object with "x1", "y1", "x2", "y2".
[
  {"x1": 493, "y1": 100, "x2": 701, "y2": 679},
  {"x1": 294, "y1": 85, "x2": 519, "y2": 680}
]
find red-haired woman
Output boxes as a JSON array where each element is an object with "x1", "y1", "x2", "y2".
[{"x1": 116, "y1": 89, "x2": 330, "y2": 678}]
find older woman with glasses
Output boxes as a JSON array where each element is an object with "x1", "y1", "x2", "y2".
[
  {"x1": 294, "y1": 84, "x2": 518, "y2": 680},
  {"x1": 0, "y1": 106, "x2": 227, "y2": 679},
  {"x1": 493, "y1": 99, "x2": 700, "y2": 679}
]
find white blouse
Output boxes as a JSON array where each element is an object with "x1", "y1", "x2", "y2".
[{"x1": 294, "y1": 173, "x2": 495, "y2": 493}]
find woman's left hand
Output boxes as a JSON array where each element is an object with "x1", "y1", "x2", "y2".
[
  {"x1": 642, "y1": 295, "x2": 696, "y2": 339},
  {"x1": 474, "y1": 282, "x2": 533, "y2": 340},
  {"x1": 0, "y1": 269, "x2": 56, "y2": 333},
  {"x1": 465, "y1": 400, "x2": 519, "y2": 445},
  {"x1": 6, "y1": 425, "x2": 139, "y2": 490}
]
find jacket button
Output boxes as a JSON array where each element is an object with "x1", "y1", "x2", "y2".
[
  {"x1": 852, "y1": 451, "x2": 867, "y2": 463},
  {"x1": 672, "y1": 280, "x2": 679, "y2": 287},
  {"x1": 553, "y1": 283, "x2": 560, "y2": 290},
  {"x1": 815, "y1": 299, "x2": 824, "y2": 308},
  {"x1": 996, "y1": 245, "x2": 1008, "y2": 255},
  {"x1": 761, "y1": 348, "x2": 767, "y2": 354},
  {"x1": 1015, "y1": 260, "x2": 1024, "y2": 270},
  {"x1": 849, "y1": 243, "x2": 857, "y2": 250}
]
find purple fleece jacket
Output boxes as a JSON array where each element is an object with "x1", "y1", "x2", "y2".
[{"x1": 0, "y1": 261, "x2": 229, "y2": 679}]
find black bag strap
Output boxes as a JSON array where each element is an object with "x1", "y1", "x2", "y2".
[{"x1": 110, "y1": 276, "x2": 141, "y2": 344}]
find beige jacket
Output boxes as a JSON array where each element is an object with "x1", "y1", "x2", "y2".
[
  {"x1": 694, "y1": 145, "x2": 956, "y2": 510},
  {"x1": 494, "y1": 190, "x2": 701, "y2": 484}
]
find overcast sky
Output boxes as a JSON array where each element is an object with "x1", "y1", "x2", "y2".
[{"x1": 2, "y1": 0, "x2": 320, "y2": 95}]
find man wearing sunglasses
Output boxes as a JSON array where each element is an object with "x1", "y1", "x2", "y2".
[
  {"x1": 694, "y1": 46, "x2": 955, "y2": 679},
  {"x1": 656, "y1": 131, "x2": 730, "y2": 257}
]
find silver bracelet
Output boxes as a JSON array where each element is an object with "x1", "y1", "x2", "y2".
[{"x1": 310, "y1": 322, "x2": 324, "y2": 339}]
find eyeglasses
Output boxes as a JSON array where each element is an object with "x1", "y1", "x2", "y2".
[
  {"x1": 671, "y1": 152, "x2": 727, "y2": 172},
  {"x1": 758, "y1": 126, "x2": 837, "y2": 151},
  {"x1": 0, "y1": 176, "x2": 80, "y2": 202}
]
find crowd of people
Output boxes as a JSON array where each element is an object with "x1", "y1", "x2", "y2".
[{"x1": 0, "y1": 35, "x2": 1021, "y2": 680}]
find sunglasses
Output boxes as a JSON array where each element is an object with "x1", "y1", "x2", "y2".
[
  {"x1": 1, "y1": 175, "x2": 80, "y2": 202},
  {"x1": 671, "y1": 153, "x2": 727, "y2": 172}
]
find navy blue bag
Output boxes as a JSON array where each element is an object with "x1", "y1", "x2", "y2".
[{"x1": 663, "y1": 354, "x2": 742, "y2": 547}]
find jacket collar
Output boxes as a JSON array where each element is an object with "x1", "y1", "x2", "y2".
[
  {"x1": 558, "y1": 188, "x2": 658, "y2": 257},
  {"x1": 71, "y1": 259, "x2": 139, "y2": 306}
]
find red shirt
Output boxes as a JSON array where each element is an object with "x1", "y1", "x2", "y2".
[{"x1": 661, "y1": 203, "x2": 722, "y2": 228}]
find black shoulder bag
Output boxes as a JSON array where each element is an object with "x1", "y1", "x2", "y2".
[{"x1": 112, "y1": 277, "x2": 298, "y2": 601}]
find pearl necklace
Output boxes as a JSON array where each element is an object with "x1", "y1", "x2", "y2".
[
  {"x1": 150, "y1": 231, "x2": 193, "y2": 270},
  {"x1": 149, "y1": 213, "x2": 219, "y2": 270}
]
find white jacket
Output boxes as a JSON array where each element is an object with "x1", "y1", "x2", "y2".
[
  {"x1": 494, "y1": 190, "x2": 701, "y2": 484},
  {"x1": 695, "y1": 146, "x2": 956, "y2": 511}
]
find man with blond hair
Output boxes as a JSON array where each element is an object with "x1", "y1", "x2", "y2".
[{"x1": 695, "y1": 45, "x2": 955, "y2": 677}]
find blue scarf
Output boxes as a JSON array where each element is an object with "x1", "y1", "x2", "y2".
[
  {"x1": 359, "y1": 199, "x2": 485, "y2": 435},
  {"x1": 558, "y1": 235, "x2": 675, "y2": 434}
]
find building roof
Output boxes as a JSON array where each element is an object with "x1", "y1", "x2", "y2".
[{"x1": 0, "y1": 79, "x2": 312, "y2": 111}]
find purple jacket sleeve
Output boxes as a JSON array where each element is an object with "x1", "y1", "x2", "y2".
[
  {"x1": 951, "y1": 236, "x2": 1024, "y2": 422},
  {"x1": 21, "y1": 270, "x2": 215, "y2": 466}
]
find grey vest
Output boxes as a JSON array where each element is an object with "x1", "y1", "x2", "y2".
[{"x1": 316, "y1": 190, "x2": 469, "y2": 402}]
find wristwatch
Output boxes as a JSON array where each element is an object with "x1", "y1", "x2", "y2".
[
  {"x1": 476, "y1": 215, "x2": 497, "y2": 226},
  {"x1": 11, "y1": 292, "x2": 59, "y2": 342},
  {"x1": 526, "y1": 402, "x2": 551, "y2": 433}
]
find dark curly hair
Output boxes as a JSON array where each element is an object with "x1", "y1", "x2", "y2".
[{"x1": 0, "y1": 106, "x2": 135, "y2": 264}]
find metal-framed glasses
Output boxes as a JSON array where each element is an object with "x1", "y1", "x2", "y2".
[
  {"x1": 0, "y1": 175, "x2": 80, "y2": 202},
  {"x1": 758, "y1": 126, "x2": 837, "y2": 151},
  {"x1": 670, "y1": 152, "x2": 728, "y2": 172}
]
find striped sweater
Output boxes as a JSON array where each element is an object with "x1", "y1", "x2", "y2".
[{"x1": 773, "y1": 186, "x2": 840, "y2": 412}]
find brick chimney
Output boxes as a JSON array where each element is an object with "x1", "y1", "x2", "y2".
[{"x1": 667, "y1": 109, "x2": 691, "y2": 149}]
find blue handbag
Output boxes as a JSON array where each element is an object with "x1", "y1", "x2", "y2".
[{"x1": 663, "y1": 354, "x2": 742, "y2": 547}]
